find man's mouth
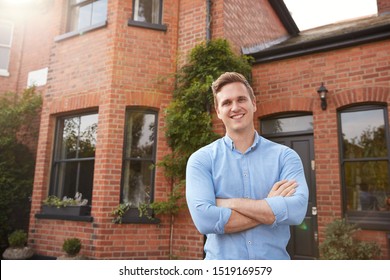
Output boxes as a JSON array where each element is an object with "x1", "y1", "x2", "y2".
[{"x1": 230, "y1": 114, "x2": 244, "y2": 119}]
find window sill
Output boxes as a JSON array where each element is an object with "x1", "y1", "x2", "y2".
[
  {"x1": 127, "y1": 20, "x2": 167, "y2": 32},
  {"x1": 35, "y1": 213, "x2": 93, "y2": 222},
  {"x1": 346, "y1": 211, "x2": 390, "y2": 231},
  {"x1": 0, "y1": 69, "x2": 10, "y2": 77},
  {"x1": 54, "y1": 21, "x2": 107, "y2": 42}
]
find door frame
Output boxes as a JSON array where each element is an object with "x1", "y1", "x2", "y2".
[{"x1": 260, "y1": 113, "x2": 318, "y2": 259}]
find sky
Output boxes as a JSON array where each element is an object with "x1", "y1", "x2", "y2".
[{"x1": 284, "y1": 0, "x2": 378, "y2": 31}]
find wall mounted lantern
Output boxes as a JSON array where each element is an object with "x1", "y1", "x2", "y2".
[{"x1": 317, "y1": 82, "x2": 328, "y2": 110}]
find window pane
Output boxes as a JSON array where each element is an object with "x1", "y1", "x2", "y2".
[
  {"x1": 344, "y1": 161, "x2": 389, "y2": 211},
  {"x1": 78, "y1": 3, "x2": 93, "y2": 30},
  {"x1": 0, "y1": 21, "x2": 12, "y2": 45},
  {"x1": 68, "y1": 0, "x2": 107, "y2": 31},
  {"x1": 77, "y1": 160, "x2": 94, "y2": 204},
  {"x1": 341, "y1": 109, "x2": 387, "y2": 158},
  {"x1": 122, "y1": 160, "x2": 153, "y2": 207},
  {"x1": 0, "y1": 47, "x2": 10, "y2": 70},
  {"x1": 91, "y1": 0, "x2": 107, "y2": 25},
  {"x1": 78, "y1": 114, "x2": 98, "y2": 158},
  {"x1": 60, "y1": 114, "x2": 98, "y2": 159},
  {"x1": 261, "y1": 115, "x2": 313, "y2": 134},
  {"x1": 124, "y1": 111, "x2": 156, "y2": 158},
  {"x1": 56, "y1": 161, "x2": 77, "y2": 198},
  {"x1": 61, "y1": 117, "x2": 80, "y2": 159},
  {"x1": 54, "y1": 160, "x2": 94, "y2": 205},
  {"x1": 134, "y1": 0, "x2": 161, "y2": 24}
]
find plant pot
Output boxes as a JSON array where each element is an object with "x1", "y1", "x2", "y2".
[
  {"x1": 42, "y1": 205, "x2": 91, "y2": 216},
  {"x1": 118, "y1": 208, "x2": 160, "y2": 224},
  {"x1": 2, "y1": 246, "x2": 34, "y2": 260}
]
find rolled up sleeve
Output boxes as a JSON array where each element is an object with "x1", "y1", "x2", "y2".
[
  {"x1": 265, "y1": 148, "x2": 309, "y2": 227},
  {"x1": 186, "y1": 150, "x2": 232, "y2": 234}
]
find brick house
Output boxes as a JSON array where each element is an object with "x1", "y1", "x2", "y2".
[{"x1": 0, "y1": 0, "x2": 389, "y2": 259}]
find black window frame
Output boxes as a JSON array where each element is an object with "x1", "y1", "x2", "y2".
[
  {"x1": 120, "y1": 108, "x2": 159, "y2": 224},
  {"x1": 45, "y1": 111, "x2": 98, "y2": 218},
  {"x1": 128, "y1": 0, "x2": 167, "y2": 31},
  {"x1": 338, "y1": 103, "x2": 390, "y2": 231},
  {"x1": 260, "y1": 112, "x2": 314, "y2": 137}
]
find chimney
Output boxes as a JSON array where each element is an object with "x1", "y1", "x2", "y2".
[{"x1": 377, "y1": 0, "x2": 390, "y2": 15}]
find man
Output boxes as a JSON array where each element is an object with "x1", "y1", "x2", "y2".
[{"x1": 186, "y1": 72, "x2": 309, "y2": 259}]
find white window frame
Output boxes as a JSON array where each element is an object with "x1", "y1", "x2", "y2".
[{"x1": 0, "y1": 19, "x2": 13, "y2": 77}]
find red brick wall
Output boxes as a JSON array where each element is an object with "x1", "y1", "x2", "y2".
[
  {"x1": 29, "y1": 0, "x2": 180, "y2": 259},
  {"x1": 13, "y1": 0, "x2": 390, "y2": 260},
  {"x1": 252, "y1": 39, "x2": 390, "y2": 259},
  {"x1": 170, "y1": 0, "x2": 292, "y2": 260},
  {"x1": 0, "y1": 3, "x2": 54, "y2": 94},
  {"x1": 176, "y1": 0, "x2": 207, "y2": 66},
  {"x1": 224, "y1": 0, "x2": 287, "y2": 53},
  {"x1": 377, "y1": 0, "x2": 390, "y2": 14}
]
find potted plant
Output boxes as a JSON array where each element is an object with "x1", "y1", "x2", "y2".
[
  {"x1": 42, "y1": 192, "x2": 90, "y2": 216},
  {"x1": 2, "y1": 230, "x2": 34, "y2": 260},
  {"x1": 57, "y1": 237, "x2": 87, "y2": 260}
]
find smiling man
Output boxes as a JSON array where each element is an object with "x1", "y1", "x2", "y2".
[{"x1": 186, "y1": 72, "x2": 309, "y2": 260}]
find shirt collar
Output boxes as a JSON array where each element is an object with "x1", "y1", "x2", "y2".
[{"x1": 223, "y1": 131, "x2": 261, "y2": 152}]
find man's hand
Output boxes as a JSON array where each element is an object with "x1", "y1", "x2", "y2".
[{"x1": 267, "y1": 179, "x2": 297, "y2": 198}]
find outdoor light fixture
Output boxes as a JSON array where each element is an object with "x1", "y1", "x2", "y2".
[{"x1": 317, "y1": 82, "x2": 328, "y2": 110}]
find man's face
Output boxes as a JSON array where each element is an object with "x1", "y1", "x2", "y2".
[{"x1": 215, "y1": 82, "x2": 256, "y2": 135}]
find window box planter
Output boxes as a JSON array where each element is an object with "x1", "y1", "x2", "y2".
[
  {"x1": 41, "y1": 205, "x2": 91, "y2": 216},
  {"x1": 112, "y1": 207, "x2": 160, "y2": 224}
]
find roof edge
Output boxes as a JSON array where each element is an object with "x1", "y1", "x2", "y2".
[
  {"x1": 268, "y1": 0, "x2": 300, "y2": 36},
  {"x1": 251, "y1": 22, "x2": 390, "y2": 64}
]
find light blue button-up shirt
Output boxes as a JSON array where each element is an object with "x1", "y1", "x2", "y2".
[{"x1": 186, "y1": 132, "x2": 309, "y2": 260}]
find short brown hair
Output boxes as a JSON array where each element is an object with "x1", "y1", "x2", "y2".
[{"x1": 211, "y1": 72, "x2": 255, "y2": 106}]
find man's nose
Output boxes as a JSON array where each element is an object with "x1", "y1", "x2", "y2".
[{"x1": 231, "y1": 101, "x2": 239, "y2": 111}]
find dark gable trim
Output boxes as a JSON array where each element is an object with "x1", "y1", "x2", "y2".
[
  {"x1": 268, "y1": 0, "x2": 300, "y2": 36},
  {"x1": 251, "y1": 21, "x2": 390, "y2": 64}
]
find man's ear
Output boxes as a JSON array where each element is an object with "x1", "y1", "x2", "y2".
[{"x1": 215, "y1": 105, "x2": 222, "y2": 120}]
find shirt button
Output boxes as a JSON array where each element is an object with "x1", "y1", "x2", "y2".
[{"x1": 248, "y1": 241, "x2": 252, "y2": 245}]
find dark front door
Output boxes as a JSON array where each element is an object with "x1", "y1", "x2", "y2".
[{"x1": 269, "y1": 135, "x2": 318, "y2": 259}]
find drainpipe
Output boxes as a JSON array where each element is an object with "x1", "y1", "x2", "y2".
[{"x1": 206, "y1": 0, "x2": 211, "y2": 41}]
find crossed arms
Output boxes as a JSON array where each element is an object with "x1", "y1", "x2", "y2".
[{"x1": 216, "y1": 180, "x2": 297, "y2": 233}]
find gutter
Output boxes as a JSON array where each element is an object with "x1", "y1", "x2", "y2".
[
  {"x1": 251, "y1": 22, "x2": 390, "y2": 64},
  {"x1": 206, "y1": 0, "x2": 211, "y2": 41}
]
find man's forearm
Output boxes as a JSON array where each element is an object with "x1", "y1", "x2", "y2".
[
  {"x1": 218, "y1": 198, "x2": 275, "y2": 225},
  {"x1": 217, "y1": 180, "x2": 298, "y2": 225},
  {"x1": 223, "y1": 209, "x2": 261, "y2": 233}
]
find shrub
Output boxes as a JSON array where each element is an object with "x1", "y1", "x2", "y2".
[
  {"x1": 319, "y1": 219, "x2": 381, "y2": 259},
  {"x1": 62, "y1": 238, "x2": 82, "y2": 256},
  {"x1": 0, "y1": 87, "x2": 42, "y2": 248},
  {"x1": 8, "y1": 230, "x2": 27, "y2": 248}
]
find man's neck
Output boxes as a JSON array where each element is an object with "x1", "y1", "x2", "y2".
[{"x1": 227, "y1": 129, "x2": 256, "y2": 153}]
